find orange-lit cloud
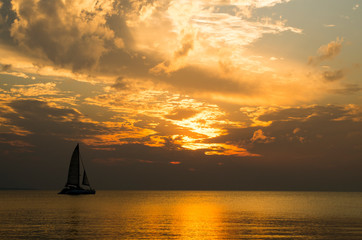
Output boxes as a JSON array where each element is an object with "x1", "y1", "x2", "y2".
[
  {"x1": 0, "y1": 139, "x2": 33, "y2": 147},
  {"x1": 308, "y1": 38, "x2": 344, "y2": 65},
  {"x1": 0, "y1": 0, "x2": 362, "y2": 191},
  {"x1": 0, "y1": 0, "x2": 338, "y2": 108},
  {"x1": 250, "y1": 129, "x2": 275, "y2": 143},
  {"x1": 9, "y1": 82, "x2": 59, "y2": 97},
  {"x1": 170, "y1": 161, "x2": 181, "y2": 165}
]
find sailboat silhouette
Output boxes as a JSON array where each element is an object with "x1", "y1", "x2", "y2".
[{"x1": 58, "y1": 144, "x2": 95, "y2": 195}]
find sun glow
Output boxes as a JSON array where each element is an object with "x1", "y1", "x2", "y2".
[
  {"x1": 166, "y1": 110, "x2": 226, "y2": 138},
  {"x1": 171, "y1": 135, "x2": 258, "y2": 157}
]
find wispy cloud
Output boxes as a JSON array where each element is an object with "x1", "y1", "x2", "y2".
[
  {"x1": 308, "y1": 38, "x2": 344, "y2": 65},
  {"x1": 331, "y1": 84, "x2": 362, "y2": 95},
  {"x1": 147, "y1": 0, "x2": 301, "y2": 74},
  {"x1": 323, "y1": 24, "x2": 336, "y2": 28},
  {"x1": 9, "y1": 82, "x2": 59, "y2": 97}
]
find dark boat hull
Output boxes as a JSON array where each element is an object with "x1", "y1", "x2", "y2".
[{"x1": 58, "y1": 188, "x2": 95, "y2": 195}]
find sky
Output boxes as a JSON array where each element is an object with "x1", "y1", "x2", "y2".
[{"x1": 0, "y1": 0, "x2": 361, "y2": 190}]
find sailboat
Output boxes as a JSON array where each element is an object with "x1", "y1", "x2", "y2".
[{"x1": 58, "y1": 144, "x2": 96, "y2": 195}]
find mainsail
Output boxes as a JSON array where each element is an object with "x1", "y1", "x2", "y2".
[{"x1": 66, "y1": 144, "x2": 80, "y2": 186}]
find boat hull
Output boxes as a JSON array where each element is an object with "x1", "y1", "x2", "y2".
[{"x1": 58, "y1": 188, "x2": 96, "y2": 195}]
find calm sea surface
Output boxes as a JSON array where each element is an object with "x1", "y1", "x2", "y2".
[{"x1": 1, "y1": 191, "x2": 362, "y2": 239}]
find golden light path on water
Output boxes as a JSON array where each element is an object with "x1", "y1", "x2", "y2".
[{"x1": 2, "y1": 191, "x2": 362, "y2": 239}]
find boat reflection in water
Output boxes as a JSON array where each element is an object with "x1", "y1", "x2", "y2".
[{"x1": 58, "y1": 144, "x2": 95, "y2": 195}]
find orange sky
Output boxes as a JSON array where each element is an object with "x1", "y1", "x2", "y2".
[{"x1": 0, "y1": 0, "x2": 361, "y2": 190}]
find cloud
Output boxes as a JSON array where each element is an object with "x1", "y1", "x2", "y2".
[
  {"x1": 111, "y1": 77, "x2": 128, "y2": 90},
  {"x1": 250, "y1": 129, "x2": 275, "y2": 143},
  {"x1": 0, "y1": 0, "x2": 313, "y2": 107},
  {"x1": 259, "y1": 105, "x2": 362, "y2": 151},
  {"x1": 81, "y1": 84, "x2": 263, "y2": 157},
  {"x1": 322, "y1": 69, "x2": 345, "y2": 81},
  {"x1": 331, "y1": 84, "x2": 362, "y2": 95},
  {"x1": 169, "y1": 161, "x2": 181, "y2": 165},
  {"x1": 1, "y1": 63, "x2": 11, "y2": 71},
  {"x1": 0, "y1": 137, "x2": 34, "y2": 148},
  {"x1": 218, "y1": 104, "x2": 362, "y2": 155},
  {"x1": 174, "y1": 33, "x2": 194, "y2": 59},
  {"x1": 142, "y1": 0, "x2": 301, "y2": 76},
  {"x1": 1, "y1": 91, "x2": 362, "y2": 189},
  {"x1": 292, "y1": 127, "x2": 301, "y2": 134},
  {"x1": 10, "y1": 0, "x2": 120, "y2": 72},
  {"x1": 1, "y1": 0, "x2": 362, "y2": 191},
  {"x1": 165, "y1": 108, "x2": 199, "y2": 120},
  {"x1": 0, "y1": 99, "x2": 80, "y2": 139},
  {"x1": 8, "y1": 99, "x2": 79, "y2": 122},
  {"x1": 258, "y1": 105, "x2": 351, "y2": 122},
  {"x1": 308, "y1": 37, "x2": 343, "y2": 65},
  {"x1": 0, "y1": 71, "x2": 31, "y2": 79},
  {"x1": 150, "y1": 32, "x2": 195, "y2": 74},
  {"x1": 9, "y1": 82, "x2": 59, "y2": 97},
  {"x1": 0, "y1": 0, "x2": 17, "y2": 44},
  {"x1": 258, "y1": 107, "x2": 315, "y2": 122}
]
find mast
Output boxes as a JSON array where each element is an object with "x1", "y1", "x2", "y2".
[{"x1": 66, "y1": 143, "x2": 80, "y2": 187}]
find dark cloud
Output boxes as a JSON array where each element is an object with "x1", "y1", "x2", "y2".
[
  {"x1": 331, "y1": 84, "x2": 362, "y2": 95},
  {"x1": 1, "y1": 0, "x2": 164, "y2": 79},
  {"x1": 106, "y1": 12, "x2": 134, "y2": 48},
  {"x1": 112, "y1": 76, "x2": 128, "y2": 90},
  {"x1": 3, "y1": 99, "x2": 110, "y2": 139},
  {"x1": 165, "y1": 108, "x2": 198, "y2": 120},
  {"x1": 10, "y1": 99, "x2": 77, "y2": 120},
  {"x1": 0, "y1": 0, "x2": 17, "y2": 45},
  {"x1": 1, "y1": 100, "x2": 362, "y2": 190},
  {"x1": 0, "y1": 99, "x2": 97, "y2": 189},
  {"x1": 156, "y1": 66, "x2": 258, "y2": 95},
  {"x1": 8, "y1": 0, "x2": 124, "y2": 72},
  {"x1": 216, "y1": 105, "x2": 362, "y2": 166},
  {"x1": 258, "y1": 105, "x2": 350, "y2": 122},
  {"x1": 322, "y1": 69, "x2": 345, "y2": 81},
  {"x1": 0, "y1": 63, "x2": 11, "y2": 71},
  {"x1": 254, "y1": 106, "x2": 362, "y2": 172},
  {"x1": 258, "y1": 107, "x2": 315, "y2": 122}
]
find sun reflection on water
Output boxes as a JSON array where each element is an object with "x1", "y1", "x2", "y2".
[
  {"x1": 173, "y1": 200, "x2": 222, "y2": 239},
  {"x1": 2, "y1": 191, "x2": 362, "y2": 239}
]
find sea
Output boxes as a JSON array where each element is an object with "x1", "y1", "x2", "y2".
[{"x1": 1, "y1": 191, "x2": 362, "y2": 239}]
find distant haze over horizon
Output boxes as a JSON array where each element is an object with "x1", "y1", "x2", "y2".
[{"x1": 0, "y1": 0, "x2": 361, "y2": 191}]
